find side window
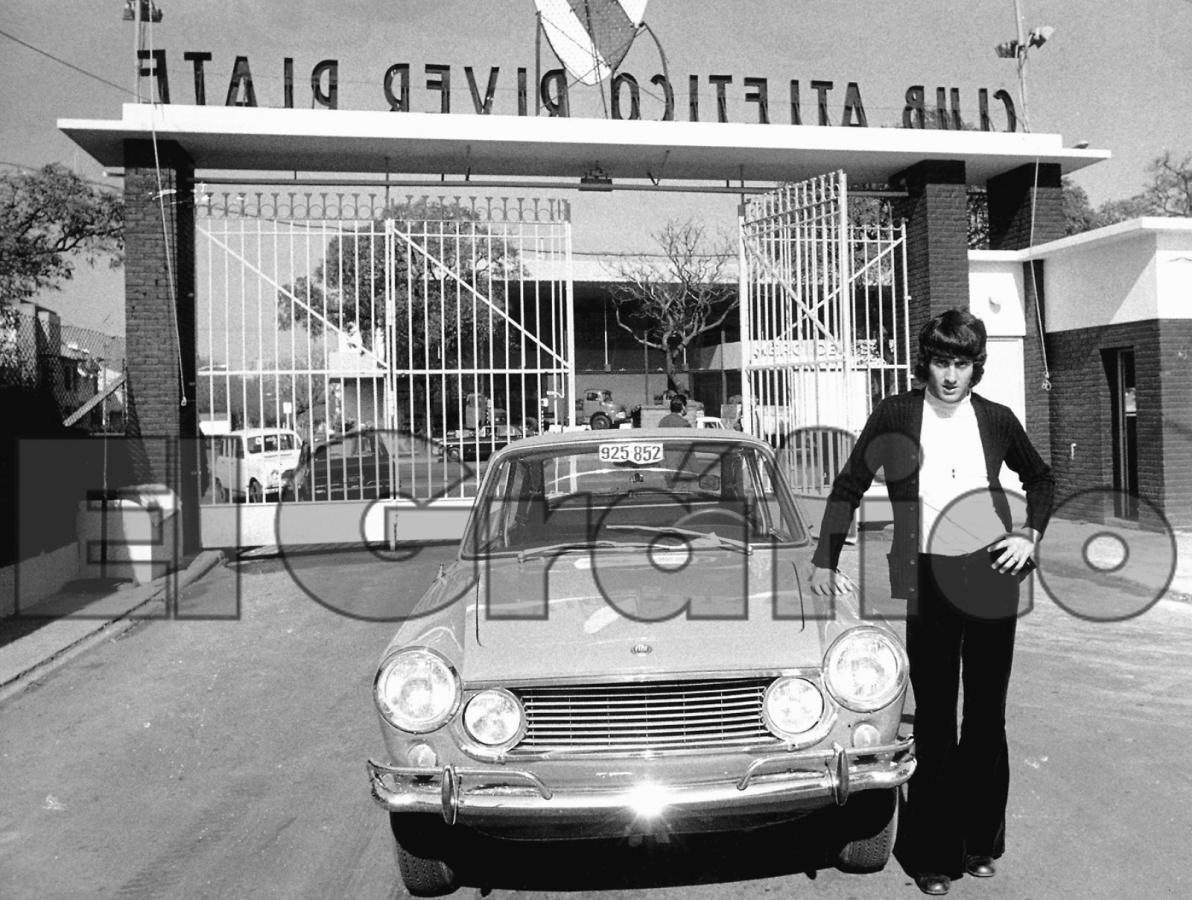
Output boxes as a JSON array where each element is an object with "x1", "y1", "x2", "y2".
[
  {"x1": 247, "y1": 436, "x2": 263, "y2": 455},
  {"x1": 263, "y1": 434, "x2": 279, "y2": 453},
  {"x1": 586, "y1": 391, "x2": 599, "y2": 402}
]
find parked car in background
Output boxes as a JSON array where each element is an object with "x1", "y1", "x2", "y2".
[
  {"x1": 367, "y1": 429, "x2": 915, "y2": 896},
  {"x1": 211, "y1": 427, "x2": 302, "y2": 502},
  {"x1": 442, "y1": 424, "x2": 528, "y2": 462},
  {"x1": 282, "y1": 428, "x2": 464, "y2": 501}
]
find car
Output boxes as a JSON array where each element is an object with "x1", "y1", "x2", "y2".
[
  {"x1": 210, "y1": 427, "x2": 302, "y2": 502},
  {"x1": 366, "y1": 428, "x2": 915, "y2": 896},
  {"x1": 282, "y1": 428, "x2": 464, "y2": 501},
  {"x1": 442, "y1": 424, "x2": 528, "y2": 462}
]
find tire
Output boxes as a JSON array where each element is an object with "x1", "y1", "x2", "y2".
[
  {"x1": 248, "y1": 479, "x2": 263, "y2": 503},
  {"x1": 389, "y1": 814, "x2": 459, "y2": 897},
  {"x1": 834, "y1": 788, "x2": 899, "y2": 874},
  {"x1": 589, "y1": 413, "x2": 611, "y2": 430}
]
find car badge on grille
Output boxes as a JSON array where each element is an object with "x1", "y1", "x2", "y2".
[{"x1": 631, "y1": 642, "x2": 652, "y2": 655}]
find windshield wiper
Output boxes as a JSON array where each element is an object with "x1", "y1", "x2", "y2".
[
  {"x1": 516, "y1": 540, "x2": 651, "y2": 562},
  {"x1": 604, "y1": 525, "x2": 753, "y2": 555}
]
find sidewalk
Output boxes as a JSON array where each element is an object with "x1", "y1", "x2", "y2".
[
  {"x1": 1, "y1": 516, "x2": 1188, "y2": 699},
  {"x1": 0, "y1": 550, "x2": 224, "y2": 700}
]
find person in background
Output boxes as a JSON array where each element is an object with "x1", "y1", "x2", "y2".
[
  {"x1": 658, "y1": 396, "x2": 692, "y2": 427},
  {"x1": 809, "y1": 308, "x2": 1054, "y2": 896}
]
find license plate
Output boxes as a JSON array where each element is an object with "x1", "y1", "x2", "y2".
[{"x1": 598, "y1": 443, "x2": 664, "y2": 465}]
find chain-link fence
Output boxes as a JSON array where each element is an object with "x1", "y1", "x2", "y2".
[{"x1": 2, "y1": 302, "x2": 133, "y2": 568}]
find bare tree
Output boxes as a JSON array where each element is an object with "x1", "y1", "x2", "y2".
[
  {"x1": 1138, "y1": 150, "x2": 1192, "y2": 217},
  {"x1": 611, "y1": 220, "x2": 736, "y2": 394}
]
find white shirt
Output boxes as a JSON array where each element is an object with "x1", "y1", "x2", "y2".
[{"x1": 918, "y1": 390, "x2": 1005, "y2": 555}]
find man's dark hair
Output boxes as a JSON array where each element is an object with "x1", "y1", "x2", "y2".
[
  {"x1": 914, "y1": 308, "x2": 988, "y2": 386},
  {"x1": 669, "y1": 397, "x2": 685, "y2": 413}
]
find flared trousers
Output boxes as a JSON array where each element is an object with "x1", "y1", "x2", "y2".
[{"x1": 903, "y1": 551, "x2": 1020, "y2": 876}]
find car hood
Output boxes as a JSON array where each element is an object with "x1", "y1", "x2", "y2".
[{"x1": 457, "y1": 547, "x2": 848, "y2": 684}]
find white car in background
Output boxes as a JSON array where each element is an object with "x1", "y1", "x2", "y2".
[{"x1": 211, "y1": 427, "x2": 302, "y2": 502}]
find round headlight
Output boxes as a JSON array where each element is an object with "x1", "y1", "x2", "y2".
[
  {"x1": 763, "y1": 677, "x2": 825, "y2": 738},
  {"x1": 823, "y1": 628, "x2": 908, "y2": 712},
  {"x1": 373, "y1": 648, "x2": 461, "y2": 733},
  {"x1": 463, "y1": 689, "x2": 524, "y2": 746}
]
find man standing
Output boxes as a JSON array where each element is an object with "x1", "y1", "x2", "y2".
[
  {"x1": 658, "y1": 396, "x2": 692, "y2": 427},
  {"x1": 810, "y1": 309, "x2": 1054, "y2": 895}
]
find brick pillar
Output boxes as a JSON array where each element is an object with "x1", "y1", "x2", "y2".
[
  {"x1": 987, "y1": 163, "x2": 1064, "y2": 468},
  {"x1": 122, "y1": 139, "x2": 200, "y2": 554},
  {"x1": 891, "y1": 161, "x2": 970, "y2": 351}
]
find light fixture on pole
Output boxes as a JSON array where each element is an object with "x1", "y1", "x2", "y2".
[{"x1": 994, "y1": 0, "x2": 1053, "y2": 132}]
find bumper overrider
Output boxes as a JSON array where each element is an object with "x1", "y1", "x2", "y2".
[{"x1": 367, "y1": 737, "x2": 915, "y2": 829}]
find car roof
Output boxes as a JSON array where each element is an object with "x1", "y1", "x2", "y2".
[
  {"x1": 226, "y1": 427, "x2": 300, "y2": 437},
  {"x1": 488, "y1": 427, "x2": 769, "y2": 458}
]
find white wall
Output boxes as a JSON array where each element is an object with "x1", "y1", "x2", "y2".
[
  {"x1": 1038, "y1": 219, "x2": 1192, "y2": 332},
  {"x1": 968, "y1": 251, "x2": 1026, "y2": 338}
]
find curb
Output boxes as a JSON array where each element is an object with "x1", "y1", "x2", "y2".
[{"x1": 0, "y1": 549, "x2": 225, "y2": 702}]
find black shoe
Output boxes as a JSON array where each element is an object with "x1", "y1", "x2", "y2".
[
  {"x1": 965, "y1": 856, "x2": 996, "y2": 878},
  {"x1": 915, "y1": 873, "x2": 951, "y2": 895}
]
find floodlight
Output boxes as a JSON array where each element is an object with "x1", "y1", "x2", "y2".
[
  {"x1": 122, "y1": 1, "x2": 163, "y2": 22},
  {"x1": 1028, "y1": 26, "x2": 1054, "y2": 48}
]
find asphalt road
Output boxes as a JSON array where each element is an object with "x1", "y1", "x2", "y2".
[{"x1": 1, "y1": 537, "x2": 1190, "y2": 900}]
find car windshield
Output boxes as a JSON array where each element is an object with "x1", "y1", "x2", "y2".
[
  {"x1": 248, "y1": 432, "x2": 295, "y2": 454},
  {"x1": 463, "y1": 438, "x2": 809, "y2": 557}
]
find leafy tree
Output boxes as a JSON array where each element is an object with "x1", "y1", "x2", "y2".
[
  {"x1": 611, "y1": 220, "x2": 736, "y2": 394},
  {"x1": 277, "y1": 199, "x2": 515, "y2": 368},
  {"x1": 1085, "y1": 150, "x2": 1192, "y2": 229},
  {"x1": 1062, "y1": 180, "x2": 1099, "y2": 235},
  {"x1": 1065, "y1": 150, "x2": 1192, "y2": 233},
  {"x1": 0, "y1": 164, "x2": 123, "y2": 303}
]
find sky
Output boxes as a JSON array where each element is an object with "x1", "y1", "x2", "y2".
[{"x1": 2, "y1": 0, "x2": 1190, "y2": 335}]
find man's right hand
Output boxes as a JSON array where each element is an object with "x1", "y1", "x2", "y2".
[{"x1": 808, "y1": 565, "x2": 858, "y2": 596}]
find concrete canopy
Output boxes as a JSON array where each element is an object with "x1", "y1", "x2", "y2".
[{"x1": 60, "y1": 103, "x2": 1109, "y2": 186}]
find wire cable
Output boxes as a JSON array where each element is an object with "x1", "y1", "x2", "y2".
[
  {"x1": 141, "y1": 14, "x2": 189, "y2": 409},
  {"x1": 0, "y1": 27, "x2": 132, "y2": 96},
  {"x1": 1027, "y1": 157, "x2": 1051, "y2": 391}
]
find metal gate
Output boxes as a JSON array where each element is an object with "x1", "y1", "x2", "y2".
[
  {"x1": 738, "y1": 171, "x2": 910, "y2": 493},
  {"x1": 196, "y1": 191, "x2": 574, "y2": 548}
]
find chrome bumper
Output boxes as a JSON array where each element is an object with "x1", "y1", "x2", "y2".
[{"x1": 367, "y1": 738, "x2": 915, "y2": 827}]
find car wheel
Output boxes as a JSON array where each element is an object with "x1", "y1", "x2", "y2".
[
  {"x1": 248, "y1": 479, "x2": 263, "y2": 503},
  {"x1": 833, "y1": 788, "x2": 899, "y2": 874},
  {"x1": 390, "y1": 814, "x2": 459, "y2": 897},
  {"x1": 590, "y1": 413, "x2": 611, "y2": 430}
]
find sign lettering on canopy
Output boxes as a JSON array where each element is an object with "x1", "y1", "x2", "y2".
[{"x1": 134, "y1": 50, "x2": 1019, "y2": 132}]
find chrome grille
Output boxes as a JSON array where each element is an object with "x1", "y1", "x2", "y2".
[{"x1": 515, "y1": 678, "x2": 776, "y2": 751}]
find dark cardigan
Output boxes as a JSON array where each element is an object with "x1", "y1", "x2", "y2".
[{"x1": 811, "y1": 388, "x2": 1055, "y2": 600}]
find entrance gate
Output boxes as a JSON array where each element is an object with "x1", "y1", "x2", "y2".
[
  {"x1": 196, "y1": 191, "x2": 574, "y2": 548},
  {"x1": 738, "y1": 171, "x2": 910, "y2": 493}
]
